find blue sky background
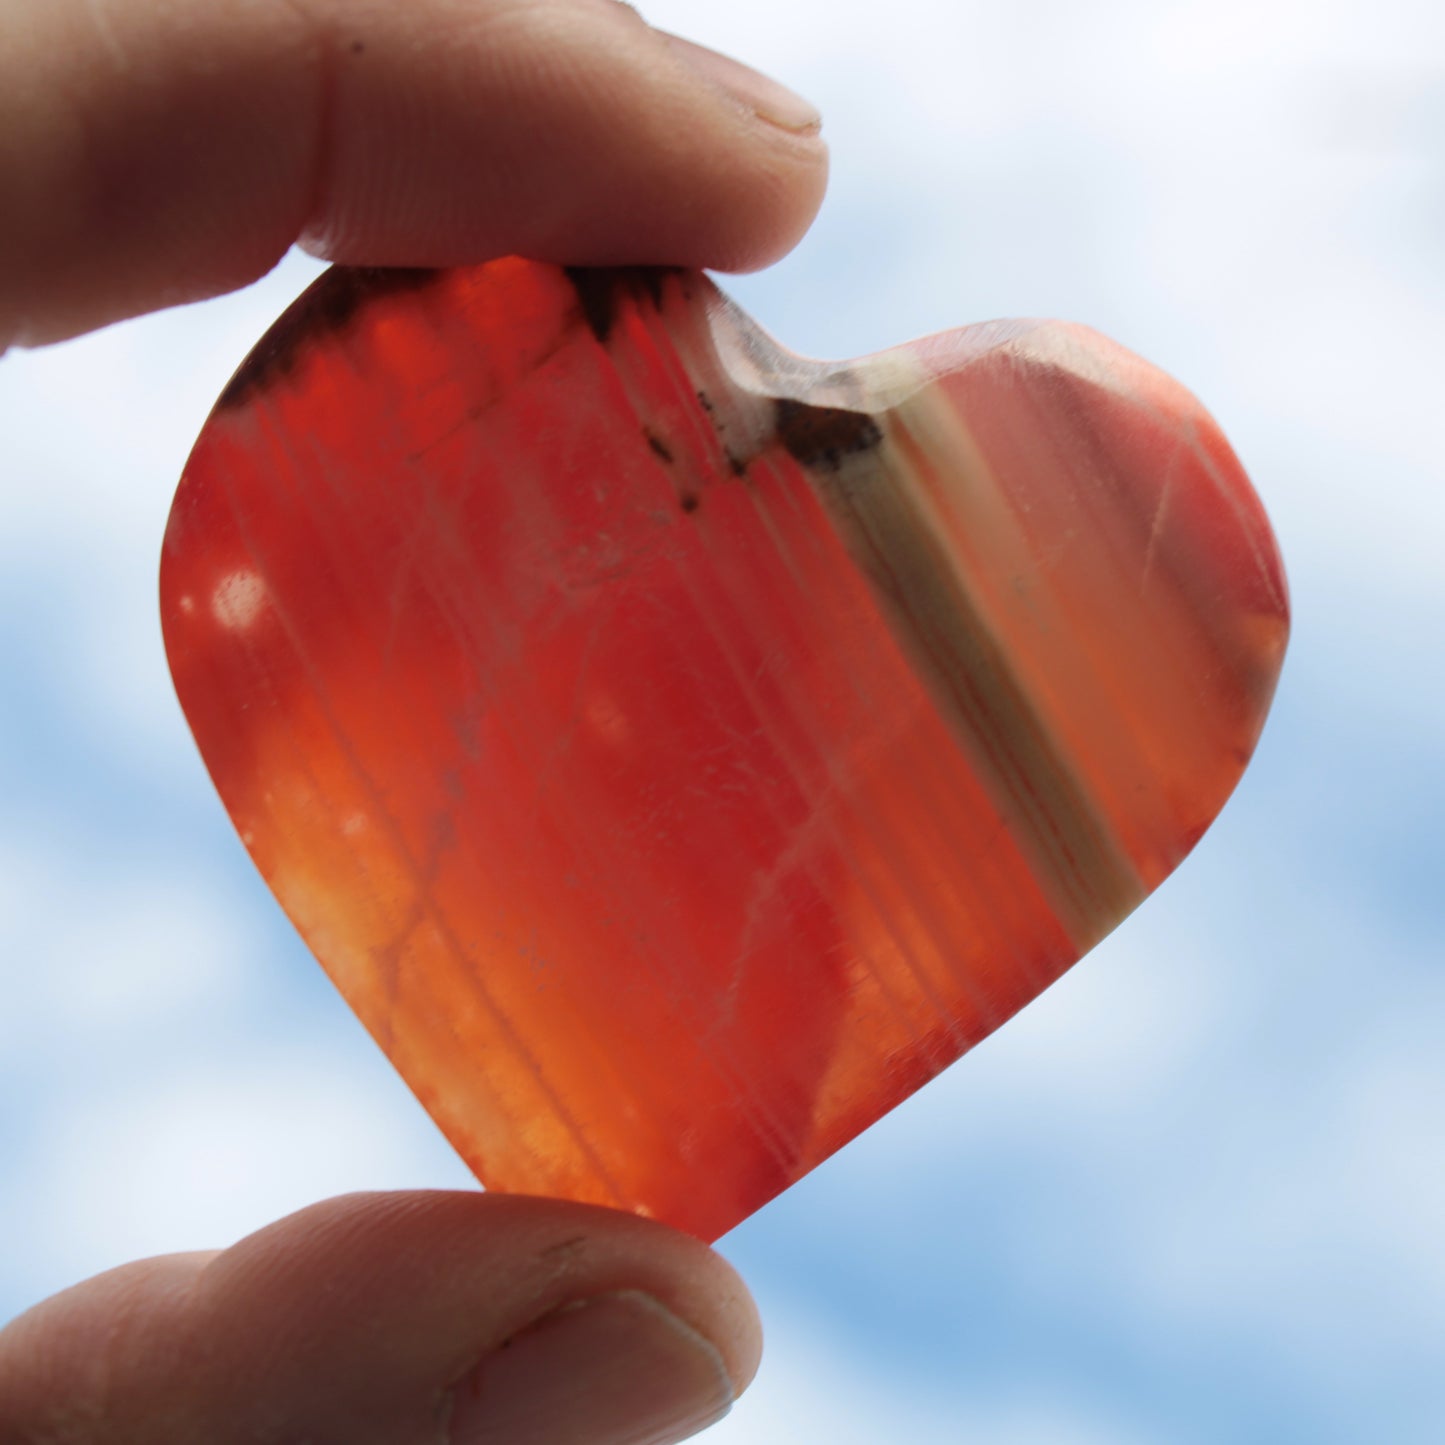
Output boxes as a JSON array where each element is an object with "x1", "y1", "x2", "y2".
[{"x1": 2, "y1": 1, "x2": 1442, "y2": 1440}]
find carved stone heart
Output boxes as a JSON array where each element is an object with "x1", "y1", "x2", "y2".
[{"x1": 161, "y1": 261, "x2": 1287, "y2": 1240}]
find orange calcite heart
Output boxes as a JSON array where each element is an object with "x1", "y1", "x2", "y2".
[{"x1": 161, "y1": 261, "x2": 1288, "y2": 1240}]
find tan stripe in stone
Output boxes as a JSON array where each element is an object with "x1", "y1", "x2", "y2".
[{"x1": 794, "y1": 408, "x2": 1146, "y2": 952}]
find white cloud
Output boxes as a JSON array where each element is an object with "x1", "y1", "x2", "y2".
[
  {"x1": 0, "y1": 831, "x2": 257, "y2": 1060},
  {"x1": 6, "y1": 1032, "x2": 473, "y2": 1306},
  {"x1": 1121, "y1": 987, "x2": 1445, "y2": 1342},
  {"x1": 709, "y1": 1306, "x2": 1159, "y2": 1445}
]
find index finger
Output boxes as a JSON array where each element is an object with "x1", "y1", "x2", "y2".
[{"x1": 0, "y1": 0, "x2": 827, "y2": 346}]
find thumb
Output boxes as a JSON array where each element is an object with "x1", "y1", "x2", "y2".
[
  {"x1": 0, "y1": 1191, "x2": 761, "y2": 1444},
  {"x1": 1, "y1": 0, "x2": 828, "y2": 346}
]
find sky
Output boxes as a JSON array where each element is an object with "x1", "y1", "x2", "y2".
[{"x1": 2, "y1": 0, "x2": 1443, "y2": 1441}]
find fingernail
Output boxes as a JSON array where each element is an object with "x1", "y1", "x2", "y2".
[
  {"x1": 662, "y1": 33, "x2": 823, "y2": 136},
  {"x1": 448, "y1": 1290, "x2": 736, "y2": 1445}
]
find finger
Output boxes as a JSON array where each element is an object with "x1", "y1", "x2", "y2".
[
  {"x1": 0, "y1": 0, "x2": 828, "y2": 347},
  {"x1": 0, "y1": 1191, "x2": 762, "y2": 1444}
]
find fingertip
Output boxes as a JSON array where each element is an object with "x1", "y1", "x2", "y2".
[
  {"x1": 0, "y1": 1192, "x2": 763, "y2": 1444},
  {"x1": 658, "y1": 31, "x2": 823, "y2": 141},
  {"x1": 297, "y1": 1, "x2": 829, "y2": 277},
  {"x1": 445, "y1": 1289, "x2": 738, "y2": 1445},
  {"x1": 194, "y1": 1191, "x2": 764, "y2": 1440},
  {"x1": 201, "y1": 1190, "x2": 763, "y2": 1370}
]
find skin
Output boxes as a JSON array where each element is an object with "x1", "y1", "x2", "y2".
[{"x1": 0, "y1": 0, "x2": 828, "y2": 1439}]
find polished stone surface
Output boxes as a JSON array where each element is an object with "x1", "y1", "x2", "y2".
[{"x1": 162, "y1": 261, "x2": 1288, "y2": 1240}]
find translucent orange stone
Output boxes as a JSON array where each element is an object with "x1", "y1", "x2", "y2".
[{"x1": 161, "y1": 261, "x2": 1288, "y2": 1240}]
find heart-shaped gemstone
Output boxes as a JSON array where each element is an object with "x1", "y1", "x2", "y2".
[{"x1": 161, "y1": 261, "x2": 1287, "y2": 1240}]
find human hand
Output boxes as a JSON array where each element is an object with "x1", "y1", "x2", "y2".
[
  {"x1": 0, "y1": 1, "x2": 828, "y2": 1438},
  {"x1": 0, "y1": 0, "x2": 826, "y2": 347}
]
